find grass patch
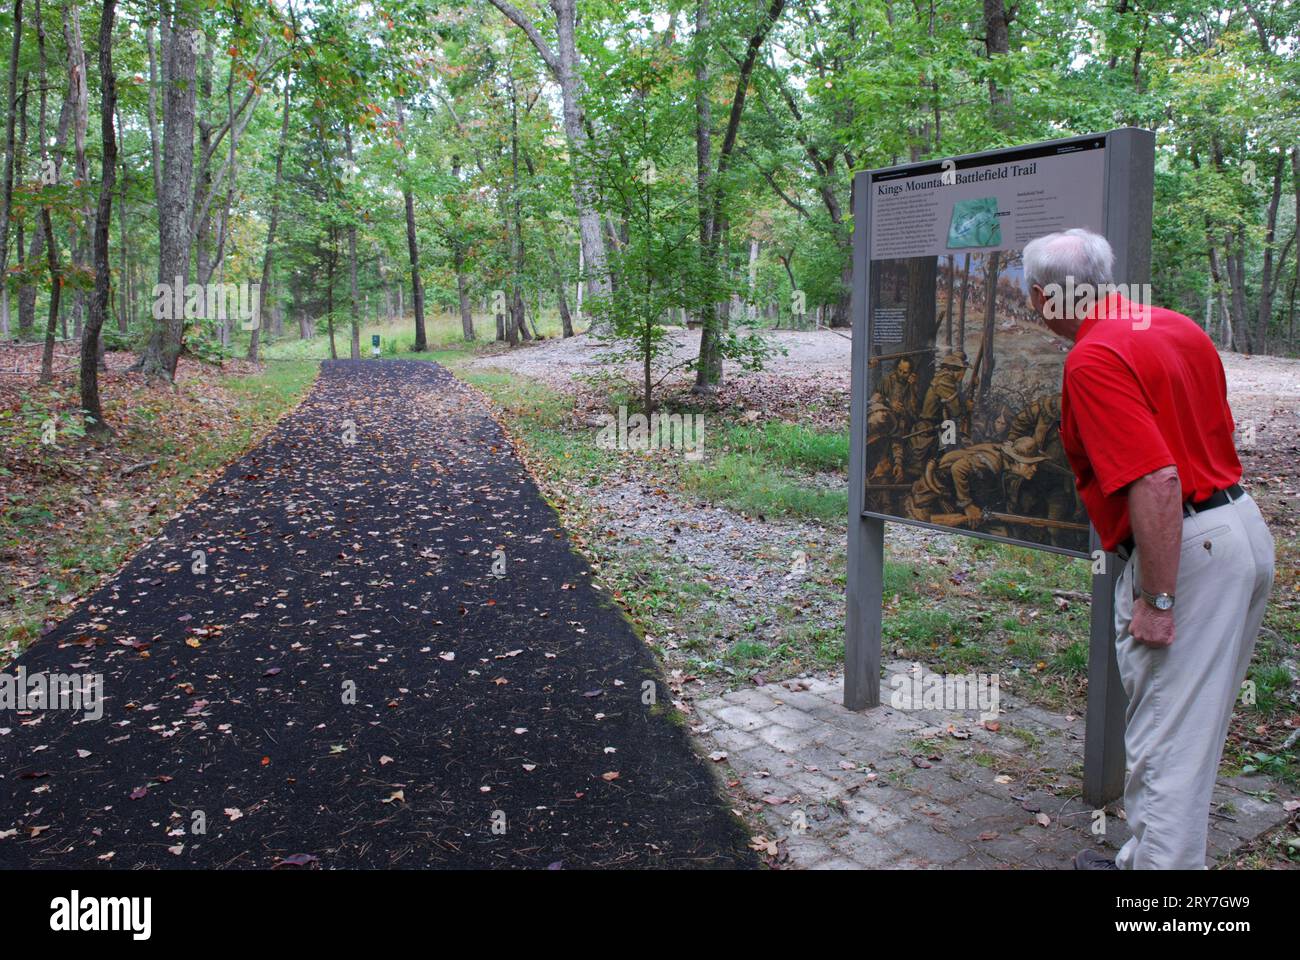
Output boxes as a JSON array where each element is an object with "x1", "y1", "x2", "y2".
[
  {"x1": 681, "y1": 451, "x2": 847, "y2": 522},
  {"x1": 719, "y1": 421, "x2": 848, "y2": 474}
]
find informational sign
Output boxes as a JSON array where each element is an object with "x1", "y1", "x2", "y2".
[
  {"x1": 371, "y1": 334, "x2": 381, "y2": 357},
  {"x1": 847, "y1": 129, "x2": 1155, "y2": 807},
  {"x1": 862, "y1": 136, "x2": 1108, "y2": 558}
]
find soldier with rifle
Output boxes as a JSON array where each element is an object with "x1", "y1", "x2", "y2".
[
  {"x1": 1006, "y1": 393, "x2": 1083, "y2": 546},
  {"x1": 905, "y1": 437, "x2": 1064, "y2": 538},
  {"x1": 907, "y1": 352, "x2": 969, "y2": 475}
]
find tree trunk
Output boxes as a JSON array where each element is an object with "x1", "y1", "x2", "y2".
[
  {"x1": 81, "y1": 0, "x2": 117, "y2": 437},
  {"x1": 983, "y1": 0, "x2": 1012, "y2": 125},
  {"x1": 248, "y1": 77, "x2": 292, "y2": 362},
  {"x1": 487, "y1": 0, "x2": 611, "y2": 315},
  {"x1": 0, "y1": 0, "x2": 25, "y2": 328},
  {"x1": 141, "y1": 12, "x2": 198, "y2": 382},
  {"x1": 1289, "y1": 148, "x2": 1299, "y2": 351},
  {"x1": 115, "y1": 104, "x2": 130, "y2": 334},
  {"x1": 693, "y1": 0, "x2": 786, "y2": 391},
  {"x1": 326, "y1": 228, "x2": 338, "y2": 360},
  {"x1": 38, "y1": 208, "x2": 61, "y2": 383},
  {"x1": 692, "y1": 0, "x2": 719, "y2": 391},
  {"x1": 1256, "y1": 151, "x2": 1284, "y2": 353},
  {"x1": 62, "y1": 4, "x2": 90, "y2": 341},
  {"x1": 394, "y1": 103, "x2": 427, "y2": 352},
  {"x1": 507, "y1": 71, "x2": 529, "y2": 345},
  {"x1": 550, "y1": 246, "x2": 574, "y2": 337}
]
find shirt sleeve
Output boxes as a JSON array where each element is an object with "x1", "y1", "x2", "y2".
[{"x1": 1064, "y1": 347, "x2": 1176, "y2": 497}]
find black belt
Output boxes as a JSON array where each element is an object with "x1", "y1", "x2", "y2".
[{"x1": 1117, "y1": 483, "x2": 1244, "y2": 559}]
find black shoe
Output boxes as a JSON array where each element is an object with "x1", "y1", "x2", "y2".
[{"x1": 1073, "y1": 849, "x2": 1118, "y2": 870}]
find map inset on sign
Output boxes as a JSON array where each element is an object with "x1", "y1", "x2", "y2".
[{"x1": 947, "y1": 197, "x2": 1001, "y2": 249}]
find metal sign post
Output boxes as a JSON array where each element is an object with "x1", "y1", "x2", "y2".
[{"x1": 846, "y1": 128, "x2": 1155, "y2": 807}]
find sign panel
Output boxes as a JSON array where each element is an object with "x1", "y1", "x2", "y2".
[{"x1": 863, "y1": 136, "x2": 1108, "y2": 557}]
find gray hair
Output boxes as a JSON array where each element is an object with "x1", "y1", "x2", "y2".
[{"x1": 1022, "y1": 228, "x2": 1114, "y2": 293}]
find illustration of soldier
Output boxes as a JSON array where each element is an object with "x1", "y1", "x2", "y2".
[
  {"x1": 864, "y1": 351, "x2": 928, "y2": 511},
  {"x1": 1006, "y1": 393, "x2": 1082, "y2": 545},
  {"x1": 904, "y1": 436, "x2": 1086, "y2": 540},
  {"x1": 880, "y1": 356, "x2": 919, "y2": 423},
  {"x1": 865, "y1": 392, "x2": 907, "y2": 511},
  {"x1": 905, "y1": 352, "x2": 969, "y2": 474}
]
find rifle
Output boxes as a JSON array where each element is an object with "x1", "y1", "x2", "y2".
[
  {"x1": 982, "y1": 510, "x2": 1089, "y2": 532},
  {"x1": 929, "y1": 510, "x2": 1088, "y2": 533},
  {"x1": 868, "y1": 348, "x2": 930, "y2": 368}
]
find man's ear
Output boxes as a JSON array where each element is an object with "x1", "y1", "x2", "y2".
[{"x1": 1029, "y1": 284, "x2": 1046, "y2": 312}]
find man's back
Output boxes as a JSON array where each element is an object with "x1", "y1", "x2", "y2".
[{"x1": 1059, "y1": 294, "x2": 1243, "y2": 550}]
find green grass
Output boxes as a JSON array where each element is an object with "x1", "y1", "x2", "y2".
[
  {"x1": 720, "y1": 421, "x2": 849, "y2": 474},
  {"x1": 680, "y1": 451, "x2": 847, "y2": 522}
]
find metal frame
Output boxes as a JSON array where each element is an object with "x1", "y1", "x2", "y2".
[{"x1": 845, "y1": 127, "x2": 1155, "y2": 807}]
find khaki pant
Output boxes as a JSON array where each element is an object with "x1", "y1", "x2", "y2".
[{"x1": 1114, "y1": 492, "x2": 1274, "y2": 869}]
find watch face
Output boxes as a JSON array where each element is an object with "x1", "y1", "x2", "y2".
[{"x1": 1152, "y1": 594, "x2": 1174, "y2": 611}]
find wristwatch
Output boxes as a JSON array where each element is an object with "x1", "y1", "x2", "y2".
[{"x1": 1141, "y1": 590, "x2": 1176, "y2": 612}]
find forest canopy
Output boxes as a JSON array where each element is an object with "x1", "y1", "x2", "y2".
[{"x1": 0, "y1": 0, "x2": 1296, "y2": 429}]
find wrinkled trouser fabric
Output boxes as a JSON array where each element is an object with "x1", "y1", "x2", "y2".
[{"x1": 1114, "y1": 492, "x2": 1274, "y2": 870}]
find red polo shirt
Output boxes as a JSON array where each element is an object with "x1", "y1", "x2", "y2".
[{"x1": 1059, "y1": 293, "x2": 1242, "y2": 551}]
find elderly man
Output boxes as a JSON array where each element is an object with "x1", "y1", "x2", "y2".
[{"x1": 1022, "y1": 228, "x2": 1274, "y2": 870}]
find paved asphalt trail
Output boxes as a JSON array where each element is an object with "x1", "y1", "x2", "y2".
[{"x1": 0, "y1": 360, "x2": 753, "y2": 869}]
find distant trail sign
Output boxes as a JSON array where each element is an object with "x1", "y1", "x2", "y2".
[{"x1": 846, "y1": 129, "x2": 1155, "y2": 807}]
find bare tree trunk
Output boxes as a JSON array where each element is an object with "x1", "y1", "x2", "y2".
[
  {"x1": 81, "y1": 0, "x2": 117, "y2": 436},
  {"x1": 1289, "y1": 147, "x2": 1299, "y2": 351},
  {"x1": 1224, "y1": 230, "x2": 1249, "y2": 352},
  {"x1": 115, "y1": 104, "x2": 130, "y2": 334},
  {"x1": 1256, "y1": 151, "x2": 1284, "y2": 353},
  {"x1": 19, "y1": 0, "x2": 68, "y2": 345},
  {"x1": 487, "y1": 0, "x2": 610, "y2": 315},
  {"x1": 326, "y1": 227, "x2": 338, "y2": 360},
  {"x1": 343, "y1": 132, "x2": 361, "y2": 361},
  {"x1": 1208, "y1": 241, "x2": 1232, "y2": 348},
  {"x1": 550, "y1": 246, "x2": 574, "y2": 337},
  {"x1": 694, "y1": 0, "x2": 787, "y2": 391},
  {"x1": 507, "y1": 71, "x2": 530, "y2": 344},
  {"x1": 983, "y1": 0, "x2": 1012, "y2": 124},
  {"x1": 63, "y1": 4, "x2": 91, "y2": 341},
  {"x1": 141, "y1": 11, "x2": 198, "y2": 382},
  {"x1": 0, "y1": 0, "x2": 25, "y2": 332},
  {"x1": 38, "y1": 210, "x2": 61, "y2": 383},
  {"x1": 692, "y1": 0, "x2": 718, "y2": 390},
  {"x1": 393, "y1": 102, "x2": 427, "y2": 352},
  {"x1": 248, "y1": 77, "x2": 292, "y2": 362}
]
